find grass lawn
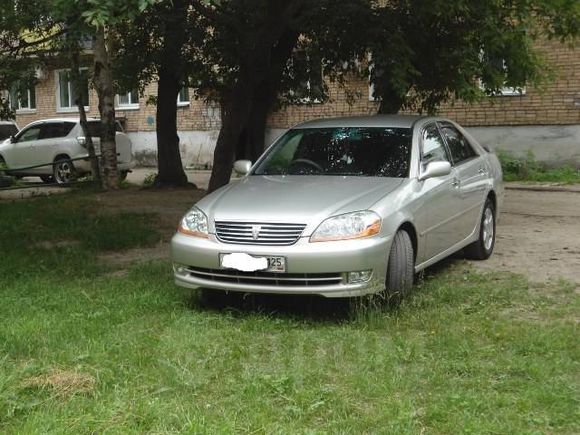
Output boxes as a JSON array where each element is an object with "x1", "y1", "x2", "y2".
[{"x1": 0, "y1": 192, "x2": 578, "y2": 433}]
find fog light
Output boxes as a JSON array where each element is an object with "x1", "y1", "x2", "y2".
[
  {"x1": 347, "y1": 270, "x2": 373, "y2": 284},
  {"x1": 173, "y1": 263, "x2": 189, "y2": 275}
]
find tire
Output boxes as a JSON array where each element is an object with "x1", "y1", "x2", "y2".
[
  {"x1": 119, "y1": 171, "x2": 128, "y2": 181},
  {"x1": 385, "y1": 230, "x2": 415, "y2": 303},
  {"x1": 464, "y1": 198, "x2": 496, "y2": 260},
  {"x1": 53, "y1": 157, "x2": 77, "y2": 184},
  {"x1": 40, "y1": 175, "x2": 54, "y2": 184}
]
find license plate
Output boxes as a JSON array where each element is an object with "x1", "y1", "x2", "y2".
[{"x1": 220, "y1": 253, "x2": 286, "y2": 273}]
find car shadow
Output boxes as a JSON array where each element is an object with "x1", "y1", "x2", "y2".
[{"x1": 184, "y1": 251, "x2": 467, "y2": 323}]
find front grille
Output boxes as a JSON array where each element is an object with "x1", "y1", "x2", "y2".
[
  {"x1": 215, "y1": 221, "x2": 306, "y2": 245},
  {"x1": 187, "y1": 266, "x2": 343, "y2": 287}
]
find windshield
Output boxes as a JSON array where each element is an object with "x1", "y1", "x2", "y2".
[
  {"x1": 0, "y1": 124, "x2": 18, "y2": 141},
  {"x1": 254, "y1": 127, "x2": 412, "y2": 177}
]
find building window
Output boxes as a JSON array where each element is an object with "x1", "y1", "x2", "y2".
[
  {"x1": 9, "y1": 82, "x2": 36, "y2": 111},
  {"x1": 178, "y1": 87, "x2": 190, "y2": 106},
  {"x1": 287, "y1": 50, "x2": 324, "y2": 104},
  {"x1": 56, "y1": 69, "x2": 89, "y2": 111},
  {"x1": 116, "y1": 90, "x2": 139, "y2": 109},
  {"x1": 480, "y1": 54, "x2": 526, "y2": 97}
]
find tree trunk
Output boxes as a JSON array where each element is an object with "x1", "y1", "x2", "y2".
[
  {"x1": 93, "y1": 28, "x2": 118, "y2": 190},
  {"x1": 208, "y1": 2, "x2": 303, "y2": 192},
  {"x1": 377, "y1": 83, "x2": 406, "y2": 114},
  {"x1": 155, "y1": 0, "x2": 189, "y2": 187},
  {"x1": 70, "y1": 45, "x2": 100, "y2": 182},
  {"x1": 239, "y1": 29, "x2": 300, "y2": 162},
  {"x1": 208, "y1": 86, "x2": 254, "y2": 192}
]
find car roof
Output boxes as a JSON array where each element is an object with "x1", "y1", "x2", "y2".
[
  {"x1": 26, "y1": 117, "x2": 100, "y2": 124},
  {"x1": 293, "y1": 115, "x2": 432, "y2": 129}
]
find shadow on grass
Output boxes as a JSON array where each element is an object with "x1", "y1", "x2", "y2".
[{"x1": 184, "y1": 252, "x2": 465, "y2": 323}]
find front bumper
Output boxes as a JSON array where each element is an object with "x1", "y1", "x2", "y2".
[{"x1": 171, "y1": 233, "x2": 392, "y2": 298}]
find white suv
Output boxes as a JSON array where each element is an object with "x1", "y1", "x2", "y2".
[{"x1": 0, "y1": 118, "x2": 135, "y2": 183}]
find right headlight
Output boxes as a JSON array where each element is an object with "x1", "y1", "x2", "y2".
[
  {"x1": 310, "y1": 211, "x2": 381, "y2": 243},
  {"x1": 178, "y1": 207, "x2": 209, "y2": 238}
]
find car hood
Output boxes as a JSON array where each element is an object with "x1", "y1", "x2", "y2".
[{"x1": 198, "y1": 175, "x2": 404, "y2": 234}]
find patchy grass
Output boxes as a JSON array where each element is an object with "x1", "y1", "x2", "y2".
[
  {"x1": 0, "y1": 193, "x2": 578, "y2": 433},
  {"x1": 498, "y1": 150, "x2": 580, "y2": 184}
]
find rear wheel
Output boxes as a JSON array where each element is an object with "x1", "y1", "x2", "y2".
[
  {"x1": 53, "y1": 157, "x2": 76, "y2": 184},
  {"x1": 119, "y1": 170, "x2": 129, "y2": 181},
  {"x1": 464, "y1": 198, "x2": 495, "y2": 260},
  {"x1": 385, "y1": 230, "x2": 415, "y2": 303}
]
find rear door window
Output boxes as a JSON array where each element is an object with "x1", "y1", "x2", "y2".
[
  {"x1": 440, "y1": 124, "x2": 477, "y2": 165},
  {"x1": 40, "y1": 122, "x2": 75, "y2": 140}
]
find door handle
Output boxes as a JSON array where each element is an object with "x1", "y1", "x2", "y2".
[
  {"x1": 452, "y1": 178, "x2": 460, "y2": 188},
  {"x1": 478, "y1": 167, "x2": 487, "y2": 175}
]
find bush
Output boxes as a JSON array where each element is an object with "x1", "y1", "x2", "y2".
[{"x1": 497, "y1": 150, "x2": 580, "y2": 183}]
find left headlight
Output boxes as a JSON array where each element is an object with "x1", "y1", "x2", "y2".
[
  {"x1": 178, "y1": 207, "x2": 209, "y2": 238},
  {"x1": 310, "y1": 211, "x2": 381, "y2": 243}
]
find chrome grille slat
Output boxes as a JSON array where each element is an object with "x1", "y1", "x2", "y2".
[
  {"x1": 215, "y1": 221, "x2": 306, "y2": 245},
  {"x1": 187, "y1": 267, "x2": 343, "y2": 287}
]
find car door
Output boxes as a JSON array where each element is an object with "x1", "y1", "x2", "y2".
[
  {"x1": 416, "y1": 123, "x2": 466, "y2": 262},
  {"x1": 35, "y1": 122, "x2": 77, "y2": 172},
  {"x1": 3, "y1": 124, "x2": 43, "y2": 171},
  {"x1": 438, "y1": 122, "x2": 488, "y2": 241}
]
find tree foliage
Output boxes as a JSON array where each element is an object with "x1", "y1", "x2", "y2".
[{"x1": 368, "y1": 0, "x2": 580, "y2": 114}]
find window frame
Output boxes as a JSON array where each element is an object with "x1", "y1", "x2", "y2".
[
  {"x1": 116, "y1": 90, "x2": 140, "y2": 110},
  {"x1": 55, "y1": 69, "x2": 90, "y2": 113},
  {"x1": 9, "y1": 82, "x2": 36, "y2": 113},
  {"x1": 288, "y1": 51, "x2": 325, "y2": 105},
  {"x1": 177, "y1": 86, "x2": 190, "y2": 107}
]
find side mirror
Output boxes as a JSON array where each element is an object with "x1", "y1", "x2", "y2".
[
  {"x1": 233, "y1": 160, "x2": 252, "y2": 176},
  {"x1": 10, "y1": 135, "x2": 16, "y2": 143},
  {"x1": 419, "y1": 161, "x2": 451, "y2": 181}
]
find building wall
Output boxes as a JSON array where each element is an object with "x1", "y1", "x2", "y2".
[{"x1": 14, "y1": 39, "x2": 580, "y2": 166}]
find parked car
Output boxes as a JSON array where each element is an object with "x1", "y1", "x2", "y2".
[
  {"x1": 171, "y1": 115, "x2": 504, "y2": 300},
  {"x1": 0, "y1": 120, "x2": 19, "y2": 142},
  {"x1": 0, "y1": 118, "x2": 135, "y2": 183}
]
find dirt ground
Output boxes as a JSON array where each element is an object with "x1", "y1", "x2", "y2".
[
  {"x1": 90, "y1": 185, "x2": 580, "y2": 285},
  {"x1": 471, "y1": 189, "x2": 580, "y2": 285}
]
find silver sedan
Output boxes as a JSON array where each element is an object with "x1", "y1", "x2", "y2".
[{"x1": 171, "y1": 115, "x2": 504, "y2": 299}]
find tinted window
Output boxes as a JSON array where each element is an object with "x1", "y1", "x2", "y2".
[
  {"x1": 440, "y1": 125, "x2": 476, "y2": 165},
  {"x1": 421, "y1": 124, "x2": 450, "y2": 164},
  {"x1": 254, "y1": 127, "x2": 412, "y2": 177},
  {"x1": 0, "y1": 124, "x2": 18, "y2": 140},
  {"x1": 17, "y1": 126, "x2": 42, "y2": 142},
  {"x1": 40, "y1": 122, "x2": 75, "y2": 139}
]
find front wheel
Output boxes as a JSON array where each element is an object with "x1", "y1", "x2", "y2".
[
  {"x1": 53, "y1": 157, "x2": 77, "y2": 184},
  {"x1": 385, "y1": 230, "x2": 415, "y2": 303},
  {"x1": 464, "y1": 198, "x2": 496, "y2": 260}
]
